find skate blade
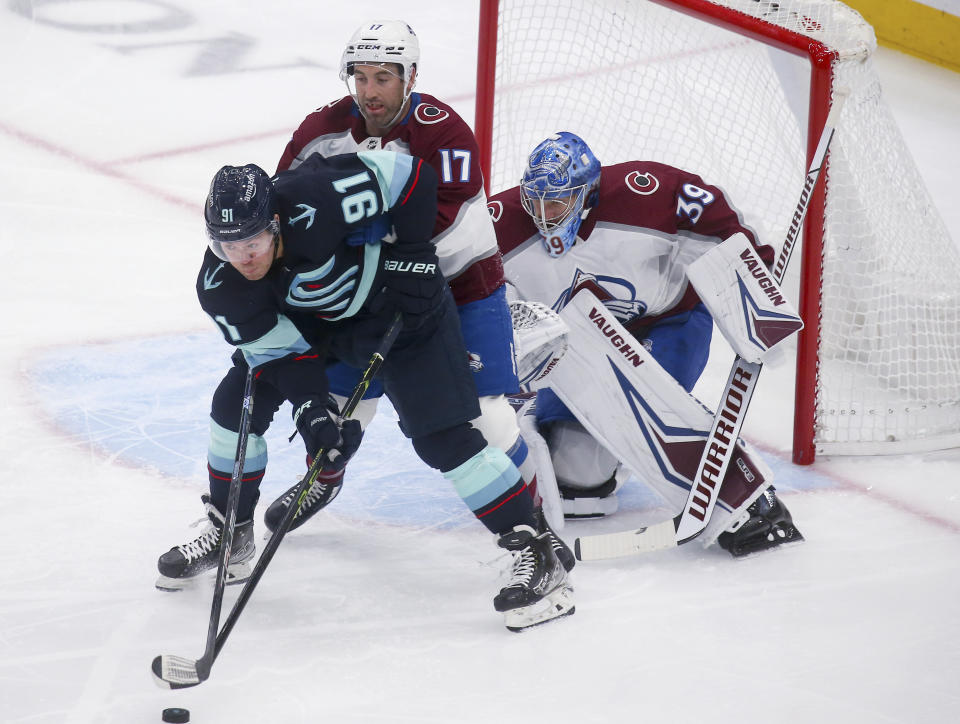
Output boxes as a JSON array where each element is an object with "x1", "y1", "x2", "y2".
[
  {"x1": 503, "y1": 585, "x2": 575, "y2": 632},
  {"x1": 154, "y1": 560, "x2": 253, "y2": 592},
  {"x1": 729, "y1": 526, "x2": 805, "y2": 558}
]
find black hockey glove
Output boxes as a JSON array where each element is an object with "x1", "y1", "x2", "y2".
[
  {"x1": 371, "y1": 242, "x2": 447, "y2": 330},
  {"x1": 292, "y1": 398, "x2": 363, "y2": 472}
]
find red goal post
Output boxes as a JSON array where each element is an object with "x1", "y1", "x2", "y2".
[{"x1": 474, "y1": 0, "x2": 960, "y2": 464}]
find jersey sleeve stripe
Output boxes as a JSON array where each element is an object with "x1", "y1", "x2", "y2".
[
  {"x1": 238, "y1": 314, "x2": 312, "y2": 368},
  {"x1": 357, "y1": 150, "x2": 416, "y2": 208},
  {"x1": 399, "y1": 157, "x2": 423, "y2": 206}
]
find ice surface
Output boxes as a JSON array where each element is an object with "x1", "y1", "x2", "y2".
[{"x1": 1, "y1": 3, "x2": 959, "y2": 723}]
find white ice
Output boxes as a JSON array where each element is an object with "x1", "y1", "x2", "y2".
[{"x1": 1, "y1": 3, "x2": 959, "y2": 723}]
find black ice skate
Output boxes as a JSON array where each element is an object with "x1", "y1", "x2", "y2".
[
  {"x1": 718, "y1": 487, "x2": 804, "y2": 557},
  {"x1": 534, "y1": 507, "x2": 576, "y2": 572},
  {"x1": 494, "y1": 524, "x2": 575, "y2": 632},
  {"x1": 263, "y1": 472, "x2": 343, "y2": 535},
  {"x1": 156, "y1": 495, "x2": 255, "y2": 591}
]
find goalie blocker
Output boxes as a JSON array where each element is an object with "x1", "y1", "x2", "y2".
[
  {"x1": 541, "y1": 289, "x2": 775, "y2": 546},
  {"x1": 686, "y1": 233, "x2": 802, "y2": 364}
]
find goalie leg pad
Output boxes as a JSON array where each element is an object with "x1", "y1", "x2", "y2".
[{"x1": 551, "y1": 290, "x2": 775, "y2": 545}]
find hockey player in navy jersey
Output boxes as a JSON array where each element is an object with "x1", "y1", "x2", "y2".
[
  {"x1": 155, "y1": 151, "x2": 572, "y2": 630},
  {"x1": 489, "y1": 132, "x2": 803, "y2": 556},
  {"x1": 266, "y1": 22, "x2": 550, "y2": 560}
]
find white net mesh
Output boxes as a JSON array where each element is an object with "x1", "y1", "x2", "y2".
[{"x1": 484, "y1": 0, "x2": 960, "y2": 455}]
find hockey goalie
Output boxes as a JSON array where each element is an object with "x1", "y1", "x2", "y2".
[{"x1": 491, "y1": 132, "x2": 805, "y2": 557}]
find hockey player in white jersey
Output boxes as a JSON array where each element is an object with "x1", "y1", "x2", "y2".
[{"x1": 490, "y1": 132, "x2": 803, "y2": 556}]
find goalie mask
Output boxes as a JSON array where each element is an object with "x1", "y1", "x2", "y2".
[
  {"x1": 340, "y1": 20, "x2": 420, "y2": 127},
  {"x1": 520, "y1": 132, "x2": 601, "y2": 258}
]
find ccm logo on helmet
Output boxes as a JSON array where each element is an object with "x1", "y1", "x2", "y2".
[{"x1": 384, "y1": 259, "x2": 437, "y2": 275}]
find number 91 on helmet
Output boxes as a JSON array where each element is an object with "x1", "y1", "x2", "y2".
[{"x1": 204, "y1": 164, "x2": 280, "y2": 262}]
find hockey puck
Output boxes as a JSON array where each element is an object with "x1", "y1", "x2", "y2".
[{"x1": 162, "y1": 708, "x2": 190, "y2": 723}]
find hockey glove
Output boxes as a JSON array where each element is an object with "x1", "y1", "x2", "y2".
[
  {"x1": 292, "y1": 398, "x2": 363, "y2": 472},
  {"x1": 372, "y1": 241, "x2": 447, "y2": 330}
]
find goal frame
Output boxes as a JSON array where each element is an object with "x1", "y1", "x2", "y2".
[{"x1": 474, "y1": 0, "x2": 840, "y2": 465}]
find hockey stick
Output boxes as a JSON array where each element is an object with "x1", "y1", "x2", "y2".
[
  {"x1": 152, "y1": 366, "x2": 256, "y2": 687},
  {"x1": 574, "y1": 91, "x2": 848, "y2": 561},
  {"x1": 152, "y1": 313, "x2": 403, "y2": 688}
]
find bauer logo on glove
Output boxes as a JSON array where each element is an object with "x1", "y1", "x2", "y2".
[{"x1": 383, "y1": 259, "x2": 437, "y2": 275}]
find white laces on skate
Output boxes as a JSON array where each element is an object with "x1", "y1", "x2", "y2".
[
  {"x1": 176, "y1": 521, "x2": 221, "y2": 563},
  {"x1": 280, "y1": 481, "x2": 327, "y2": 517},
  {"x1": 506, "y1": 547, "x2": 537, "y2": 588}
]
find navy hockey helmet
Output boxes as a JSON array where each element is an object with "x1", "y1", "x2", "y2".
[
  {"x1": 205, "y1": 164, "x2": 279, "y2": 260},
  {"x1": 520, "y1": 132, "x2": 601, "y2": 258}
]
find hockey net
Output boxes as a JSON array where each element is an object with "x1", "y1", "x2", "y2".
[{"x1": 475, "y1": 0, "x2": 960, "y2": 462}]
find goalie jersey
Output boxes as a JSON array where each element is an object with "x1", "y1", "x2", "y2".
[
  {"x1": 277, "y1": 92, "x2": 503, "y2": 306},
  {"x1": 488, "y1": 161, "x2": 774, "y2": 332}
]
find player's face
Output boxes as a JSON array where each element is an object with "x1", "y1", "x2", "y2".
[
  {"x1": 222, "y1": 229, "x2": 276, "y2": 280},
  {"x1": 352, "y1": 63, "x2": 412, "y2": 134}
]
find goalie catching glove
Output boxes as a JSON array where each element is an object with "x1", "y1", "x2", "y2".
[
  {"x1": 509, "y1": 299, "x2": 569, "y2": 391},
  {"x1": 293, "y1": 397, "x2": 363, "y2": 471}
]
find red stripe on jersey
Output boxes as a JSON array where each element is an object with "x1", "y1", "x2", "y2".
[{"x1": 400, "y1": 158, "x2": 423, "y2": 206}]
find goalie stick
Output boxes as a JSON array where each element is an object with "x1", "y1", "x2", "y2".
[
  {"x1": 574, "y1": 90, "x2": 848, "y2": 561},
  {"x1": 152, "y1": 313, "x2": 403, "y2": 689}
]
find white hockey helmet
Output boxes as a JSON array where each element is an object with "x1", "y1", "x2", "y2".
[{"x1": 339, "y1": 20, "x2": 420, "y2": 86}]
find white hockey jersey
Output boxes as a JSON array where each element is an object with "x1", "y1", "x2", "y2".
[{"x1": 488, "y1": 161, "x2": 772, "y2": 332}]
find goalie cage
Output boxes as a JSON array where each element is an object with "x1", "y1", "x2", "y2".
[{"x1": 475, "y1": 0, "x2": 960, "y2": 463}]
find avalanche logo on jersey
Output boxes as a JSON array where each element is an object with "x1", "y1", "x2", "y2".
[
  {"x1": 414, "y1": 103, "x2": 449, "y2": 125},
  {"x1": 555, "y1": 269, "x2": 647, "y2": 325},
  {"x1": 625, "y1": 170, "x2": 660, "y2": 196},
  {"x1": 286, "y1": 255, "x2": 358, "y2": 316}
]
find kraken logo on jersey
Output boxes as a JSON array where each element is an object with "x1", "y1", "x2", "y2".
[
  {"x1": 555, "y1": 269, "x2": 648, "y2": 325},
  {"x1": 288, "y1": 203, "x2": 317, "y2": 229},
  {"x1": 203, "y1": 262, "x2": 226, "y2": 291},
  {"x1": 286, "y1": 255, "x2": 359, "y2": 315}
]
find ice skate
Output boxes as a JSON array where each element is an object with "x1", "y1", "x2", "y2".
[
  {"x1": 156, "y1": 495, "x2": 255, "y2": 591},
  {"x1": 718, "y1": 487, "x2": 804, "y2": 557},
  {"x1": 263, "y1": 472, "x2": 342, "y2": 535},
  {"x1": 494, "y1": 524, "x2": 575, "y2": 632},
  {"x1": 534, "y1": 507, "x2": 576, "y2": 572}
]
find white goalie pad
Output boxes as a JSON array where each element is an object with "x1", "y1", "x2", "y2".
[
  {"x1": 509, "y1": 300, "x2": 569, "y2": 391},
  {"x1": 547, "y1": 290, "x2": 773, "y2": 545},
  {"x1": 686, "y1": 233, "x2": 803, "y2": 363}
]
